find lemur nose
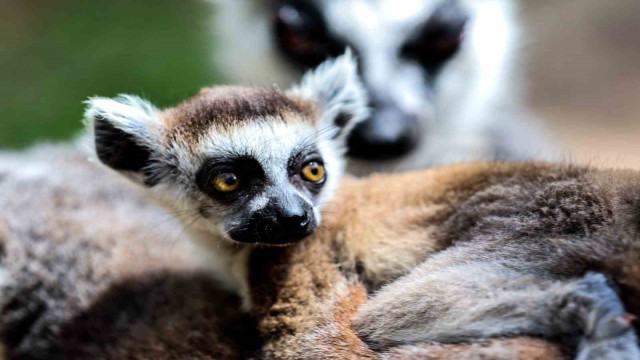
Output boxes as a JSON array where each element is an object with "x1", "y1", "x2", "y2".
[
  {"x1": 248, "y1": 205, "x2": 315, "y2": 245},
  {"x1": 347, "y1": 102, "x2": 420, "y2": 160},
  {"x1": 281, "y1": 212, "x2": 310, "y2": 230}
]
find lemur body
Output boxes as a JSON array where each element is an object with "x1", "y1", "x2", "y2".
[
  {"x1": 83, "y1": 55, "x2": 639, "y2": 359},
  {"x1": 249, "y1": 163, "x2": 640, "y2": 359},
  {"x1": 0, "y1": 149, "x2": 562, "y2": 360},
  {"x1": 215, "y1": 0, "x2": 552, "y2": 174},
  {"x1": 0, "y1": 151, "x2": 562, "y2": 360},
  {"x1": 1, "y1": 55, "x2": 560, "y2": 360}
]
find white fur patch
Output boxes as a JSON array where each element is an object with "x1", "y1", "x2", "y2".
[
  {"x1": 196, "y1": 118, "x2": 345, "y2": 216},
  {"x1": 84, "y1": 94, "x2": 165, "y2": 152},
  {"x1": 292, "y1": 51, "x2": 369, "y2": 141}
]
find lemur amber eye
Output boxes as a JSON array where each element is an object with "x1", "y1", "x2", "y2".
[
  {"x1": 301, "y1": 162, "x2": 325, "y2": 183},
  {"x1": 213, "y1": 173, "x2": 240, "y2": 192}
]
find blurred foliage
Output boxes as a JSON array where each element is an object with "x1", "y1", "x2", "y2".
[{"x1": 0, "y1": 0, "x2": 219, "y2": 148}]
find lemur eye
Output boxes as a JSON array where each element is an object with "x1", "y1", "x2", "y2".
[
  {"x1": 401, "y1": 2, "x2": 468, "y2": 72},
  {"x1": 213, "y1": 173, "x2": 240, "y2": 192},
  {"x1": 301, "y1": 162, "x2": 325, "y2": 183},
  {"x1": 274, "y1": 1, "x2": 346, "y2": 68}
]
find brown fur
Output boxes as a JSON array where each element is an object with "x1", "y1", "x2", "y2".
[
  {"x1": 166, "y1": 86, "x2": 317, "y2": 142},
  {"x1": 383, "y1": 338, "x2": 565, "y2": 360},
  {"x1": 247, "y1": 235, "x2": 565, "y2": 360},
  {"x1": 247, "y1": 162, "x2": 640, "y2": 359},
  {"x1": 251, "y1": 262, "x2": 564, "y2": 360},
  {"x1": 3, "y1": 146, "x2": 563, "y2": 360},
  {"x1": 0, "y1": 148, "x2": 569, "y2": 360},
  {"x1": 5, "y1": 146, "x2": 639, "y2": 359}
]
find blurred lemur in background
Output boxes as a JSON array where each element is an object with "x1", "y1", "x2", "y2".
[{"x1": 214, "y1": 0, "x2": 552, "y2": 174}]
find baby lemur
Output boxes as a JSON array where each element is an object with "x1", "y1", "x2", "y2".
[{"x1": 86, "y1": 53, "x2": 639, "y2": 359}]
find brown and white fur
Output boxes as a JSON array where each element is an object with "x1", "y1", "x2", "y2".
[
  {"x1": 82, "y1": 54, "x2": 638, "y2": 359},
  {"x1": 0, "y1": 149, "x2": 563, "y2": 359},
  {"x1": 249, "y1": 163, "x2": 640, "y2": 359},
  {"x1": 1, "y1": 53, "x2": 561, "y2": 360},
  {"x1": 0, "y1": 144, "x2": 260, "y2": 360}
]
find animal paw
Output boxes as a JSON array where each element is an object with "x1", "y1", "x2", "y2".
[
  {"x1": 577, "y1": 330, "x2": 640, "y2": 360},
  {"x1": 572, "y1": 273, "x2": 640, "y2": 359}
]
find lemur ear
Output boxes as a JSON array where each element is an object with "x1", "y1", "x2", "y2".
[
  {"x1": 84, "y1": 95, "x2": 164, "y2": 185},
  {"x1": 292, "y1": 50, "x2": 369, "y2": 141}
]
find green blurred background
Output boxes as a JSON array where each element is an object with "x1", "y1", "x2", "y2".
[
  {"x1": 0, "y1": 0, "x2": 219, "y2": 148},
  {"x1": 3, "y1": 0, "x2": 640, "y2": 168}
]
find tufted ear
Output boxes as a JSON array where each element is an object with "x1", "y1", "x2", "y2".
[
  {"x1": 84, "y1": 95, "x2": 165, "y2": 186},
  {"x1": 291, "y1": 50, "x2": 369, "y2": 142}
]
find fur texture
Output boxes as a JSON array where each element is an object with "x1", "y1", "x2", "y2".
[
  {"x1": 246, "y1": 163, "x2": 640, "y2": 359},
  {"x1": 2, "y1": 58, "x2": 575, "y2": 359},
  {"x1": 4, "y1": 60, "x2": 638, "y2": 360},
  {"x1": 1, "y1": 145, "x2": 573, "y2": 360},
  {"x1": 82, "y1": 61, "x2": 637, "y2": 359},
  {"x1": 82, "y1": 54, "x2": 369, "y2": 307},
  {"x1": 0, "y1": 144, "x2": 259, "y2": 360}
]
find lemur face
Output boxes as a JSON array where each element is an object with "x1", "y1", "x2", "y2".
[
  {"x1": 217, "y1": 0, "x2": 520, "y2": 171},
  {"x1": 273, "y1": 0, "x2": 470, "y2": 159},
  {"x1": 86, "y1": 53, "x2": 367, "y2": 245}
]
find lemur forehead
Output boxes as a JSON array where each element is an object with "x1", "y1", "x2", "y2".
[{"x1": 166, "y1": 86, "x2": 317, "y2": 142}]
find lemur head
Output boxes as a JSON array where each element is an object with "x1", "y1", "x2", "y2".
[
  {"x1": 216, "y1": 0, "x2": 515, "y2": 168},
  {"x1": 85, "y1": 53, "x2": 367, "y2": 245}
]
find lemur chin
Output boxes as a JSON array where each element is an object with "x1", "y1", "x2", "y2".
[{"x1": 213, "y1": 0, "x2": 553, "y2": 175}]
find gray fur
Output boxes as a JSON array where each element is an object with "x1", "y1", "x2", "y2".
[
  {"x1": 0, "y1": 143, "x2": 258, "y2": 359},
  {"x1": 352, "y1": 167, "x2": 640, "y2": 359},
  {"x1": 292, "y1": 50, "x2": 369, "y2": 142},
  {"x1": 1, "y1": 57, "x2": 635, "y2": 360},
  {"x1": 356, "y1": 263, "x2": 639, "y2": 359}
]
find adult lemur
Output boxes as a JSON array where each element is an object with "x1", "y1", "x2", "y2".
[
  {"x1": 214, "y1": 0, "x2": 552, "y2": 174},
  {"x1": 80, "y1": 54, "x2": 638, "y2": 359}
]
